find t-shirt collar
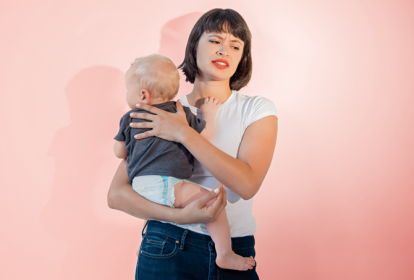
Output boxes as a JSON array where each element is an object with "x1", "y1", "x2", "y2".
[{"x1": 181, "y1": 90, "x2": 236, "y2": 109}]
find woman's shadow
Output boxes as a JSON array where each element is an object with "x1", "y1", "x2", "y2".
[{"x1": 41, "y1": 13, "x2": 204, "y2": 279}]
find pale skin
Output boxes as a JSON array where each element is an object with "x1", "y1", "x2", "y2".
[
  {"x1": 108, "y1": 31, "x2": 278, "y2": 271},
  {"x1": 115, "y1": 61, "x2": 254, "y2": 270}
]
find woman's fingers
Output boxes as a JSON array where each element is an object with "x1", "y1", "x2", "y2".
[
  {"x1": 178, "y1": 184, "x2": 226, "y2": 224},
  {"x1": 129, "y1": 120, "x2": 155, "y2": 129},
  {"x1": 129, "y1": 99, "x2": 191, "y2": 142},
  {"x1": 135, "y1": 102, "x2": 165, "y2": 115},
  {"x1": 196, "y1": 186, "x2": 221, "y2": 207},
  {"x1": 205, "y1": 184, "x2": 227, "y2": 221},
  {"x1": 133, "y1": 130, "x2": 156, "y2": 140},
  {"x1": 217, "y1": 184, "x2": 227, "y2": 205},
  {"x1": 129, "y1": 112, "x2": 157, "y2": 121}
]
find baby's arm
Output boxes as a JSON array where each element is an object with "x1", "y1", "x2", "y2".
[
  {"x1": 200, "y1": 97, "x2": 221, "y2": 140},
  {"x1": 114, "y1": 140, "x2": 128, "y2": 159}
]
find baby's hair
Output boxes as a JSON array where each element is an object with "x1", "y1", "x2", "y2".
[{"x1": 129, "y1": 54, "x2": 180, "y2": 100}]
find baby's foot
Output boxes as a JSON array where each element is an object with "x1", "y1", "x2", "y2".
[
  {"x1": 200, "y1": 97, "x2": 221, "y2": 116},
  {"x1": 216, "y1": 252, "x2": 256, "y2": 271}
]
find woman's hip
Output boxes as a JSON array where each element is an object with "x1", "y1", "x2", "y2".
[{"x1": 136, "y1": 220, "x2": 259, "y2": 280}]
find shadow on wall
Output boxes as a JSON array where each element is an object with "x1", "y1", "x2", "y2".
[
  {"x1": 41, "y1": 66, "x2": 138, "y2": 280},
  {"x1": 158, "y1": 12, "x2": 202, "y2": 99},
  {"x1": 41, "y1": 12, "x2": 205, "y2": 279}
]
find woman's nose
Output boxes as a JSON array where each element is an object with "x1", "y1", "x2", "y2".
[{"x1": 217, "y1": 50, "x2": 228, "y2": 56}]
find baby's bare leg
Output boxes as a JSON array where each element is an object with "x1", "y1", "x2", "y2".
[{"x1": 174, "y1": 182, "x2": 256, "y2": 271}]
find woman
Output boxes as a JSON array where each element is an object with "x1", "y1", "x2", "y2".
[{"x1": 108, "y1": 8, "x2": 278, "y2": 279}]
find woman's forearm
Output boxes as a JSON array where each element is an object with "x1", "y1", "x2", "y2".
[
  {"x1": 182, "y1": 130, "x2": 255, "y2": 199},
  {"x1": 180, "y1": 116, "x2": 278, "y2": 200},
  {"x1": 107, "y1": 160, "x2": 181, "y2": 222},
  {"x1": 107, "y1": 159, "x2": 227, "y2": 224}
]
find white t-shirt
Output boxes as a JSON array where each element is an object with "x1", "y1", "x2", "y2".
[{"x1": 164, "y1": 90, "x2": 278, "y2": 237}]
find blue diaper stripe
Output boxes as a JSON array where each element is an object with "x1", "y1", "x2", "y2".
[{"x1": 161, "y1": 175, "x2": 168, "y2": 205}]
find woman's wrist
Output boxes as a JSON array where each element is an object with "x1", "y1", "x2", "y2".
[
  {"x1": 173, "y1": 208, "x2": 186, "y2": 225},
  {"x1": 166, "y1": 207, "x2": 190, "y2": 225},
  {"x1": 176, "y1": 124, "x2": 197, "y2": 144}
]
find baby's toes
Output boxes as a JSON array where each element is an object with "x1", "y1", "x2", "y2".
[
  {"x1": 247, "y1": 257, "x2": 256, "y2": 266},
  {"x1": 245, "y1": 263, "x2": 253, "y2": 270}
]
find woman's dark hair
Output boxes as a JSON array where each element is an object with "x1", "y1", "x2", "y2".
[{"x1": 178, "y1": 9, "x2": 252, "y2": 91}]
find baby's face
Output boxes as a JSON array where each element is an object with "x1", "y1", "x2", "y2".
[{"x1": 125, "y1": 67, "x2": 144, "y2": 110}]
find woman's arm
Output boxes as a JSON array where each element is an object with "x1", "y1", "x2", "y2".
[
  {"x1": 107, "y1": 159, "x2": 227, "y2": 224},
  {"x1": 183, "y1": 115, "x2": 278, "y2": 200},
  {"x1": 131, "y1": 101, "x2": 278, "y2": 200}
]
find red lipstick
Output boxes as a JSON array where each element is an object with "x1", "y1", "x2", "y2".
[{"x1": 212, "y1": 59, "x2": 229, "y2": 69}]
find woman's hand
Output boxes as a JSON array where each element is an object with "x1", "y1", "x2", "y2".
[
  {"x1": 177, "y1": 184, "x2": 227, "y2": 224},
  {"x1": 130, "y1": 100, "x2": 190, "y2": 143}
]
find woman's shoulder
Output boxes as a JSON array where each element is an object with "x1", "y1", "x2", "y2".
[
  {"x1": 232, "y1": 91, "x2": 278, "y2": 117},
  {"x1": 233, "y1": 91, "x2": 274, "y2": 105}
]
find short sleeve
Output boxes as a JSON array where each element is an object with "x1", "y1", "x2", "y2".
[
  {"x1": 245, "y1": 97, "x2": 278, "y2": 129},
  {"x1": 114, "y1": 114, "x2": 129, "y2": 141},
  {"x1": 183, "y1": 107, "x2": 206, "y2": 134}
]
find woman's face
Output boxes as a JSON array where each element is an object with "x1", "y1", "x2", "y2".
[{"x1": 195, "y1": 31, "x2": 244, "y2": 82}]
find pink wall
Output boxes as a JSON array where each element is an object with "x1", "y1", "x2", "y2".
[{"x1": 1, "y1": 1, "x2": 413, "y2": 279}]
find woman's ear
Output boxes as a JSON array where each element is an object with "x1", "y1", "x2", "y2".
[{"x1": 141, "y1": 89, "x2": 151, "y2": 104}]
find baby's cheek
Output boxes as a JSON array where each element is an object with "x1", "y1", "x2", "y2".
[{"x1": 126, "y1": 93, "x2": 140, "y2": 110}]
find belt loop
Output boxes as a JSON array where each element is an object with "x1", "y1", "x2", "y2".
[
  {"x1": 208, "y1": 240, "x2": 215, "y2": 252},
  {"x1": 142, "y1": 220, "x2": 148, "y2": 237},
  {"x1": 180, "y1": 229, "x2": 189, "y2": 250}
]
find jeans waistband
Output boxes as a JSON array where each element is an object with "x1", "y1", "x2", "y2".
[{"x1": 144, "y1": 220, "x2": 255, "y2": 252}]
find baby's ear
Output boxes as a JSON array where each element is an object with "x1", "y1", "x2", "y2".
[{"x1": 141, "y1": 89, "x2": 151, "y2": 104}]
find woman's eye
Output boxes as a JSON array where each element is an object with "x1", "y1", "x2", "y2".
[
  {"x1": 232, "y1": 46, "x2": 240, "y2": 50},
  {"x1": 209, "y1": 40, "x2": 220, "y2": 44}
]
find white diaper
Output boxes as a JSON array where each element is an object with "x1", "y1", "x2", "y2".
[{"x1": 132, "y1": 175, "x2": 185, "y2": 208}]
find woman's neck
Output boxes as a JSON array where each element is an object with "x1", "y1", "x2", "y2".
[{"x1": 187, "y1": 78, "x2": 233, "y2": 108}]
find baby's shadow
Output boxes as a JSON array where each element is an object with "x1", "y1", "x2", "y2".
[
  {"x1": 158, "y1": 12, "x2": 202, "y2": 100},
  {"x1": 41, "y1": 66, "x2": 139, "y2": 279}
]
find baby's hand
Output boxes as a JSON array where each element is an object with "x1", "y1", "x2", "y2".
[
  {"x1": 200, "y1": 97, "x2": 221, "y2": 115},
  {"x1": 199, "y1": 97, "x2": 221, "y2": 140}
]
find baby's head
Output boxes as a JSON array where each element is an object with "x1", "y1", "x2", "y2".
[{"x1": 125, "y1": 54, "x2": 180, "y2": 109}]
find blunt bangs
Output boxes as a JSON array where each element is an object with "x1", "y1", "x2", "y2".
[
  {"x1": 202, "y1": 10, "x2": 251, "y2": 48},
  {"x1": 178, "y1": 9, "x2": 252, "y2": 91}
]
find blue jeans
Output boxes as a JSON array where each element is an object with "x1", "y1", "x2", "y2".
[{"x1": 136, "y1": 220, "x2": 259, "y2": 280}]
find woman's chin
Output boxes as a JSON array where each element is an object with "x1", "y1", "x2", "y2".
[{"x1": 202, "y1": 74, "x2": 232, "y2": 83}]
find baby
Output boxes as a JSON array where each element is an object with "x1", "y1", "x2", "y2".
[{"x1": 114, "y1": 54, "x2": 255, "y2": 271}]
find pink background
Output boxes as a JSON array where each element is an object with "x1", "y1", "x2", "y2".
[{"x1": 1, "y1": 1, "x2": 413, "y2": 279}]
